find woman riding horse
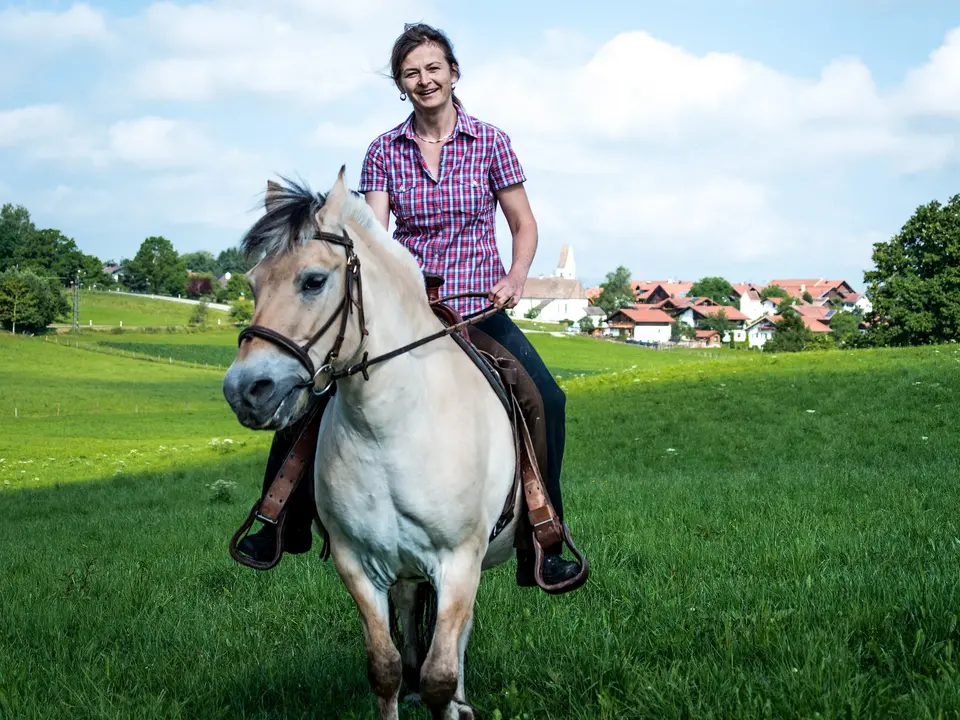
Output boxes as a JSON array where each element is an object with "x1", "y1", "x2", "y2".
[{"x1": 236, "y1": 22, "x2": 583, "y2": 588}]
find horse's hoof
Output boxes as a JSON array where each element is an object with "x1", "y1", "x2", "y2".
[{"x1": 454, "y1": 700, "x2": 477, "y2": 719}]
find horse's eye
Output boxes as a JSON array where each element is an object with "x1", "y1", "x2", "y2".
[{"x1": 301, "y1": 275, "x2": 327, "y2": 293}]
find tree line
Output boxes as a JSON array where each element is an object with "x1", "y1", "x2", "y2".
[
  {"x1": 0, "y1": 202, "x2": 254, "y2": 332},
  {"x1": 590, "y1": 192, "x2": 960, "y2": 351}
]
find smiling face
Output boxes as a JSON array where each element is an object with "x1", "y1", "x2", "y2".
[{"x1": 398, "y1": 41, "x2": 459, "y2": 111}]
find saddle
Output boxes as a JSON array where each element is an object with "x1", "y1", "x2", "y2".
[{"x1": 229, "y1": 273, "x2": 589, "y2": 595}]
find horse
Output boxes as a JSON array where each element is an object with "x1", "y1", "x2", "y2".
[{"x1": 221, "y1": 168, "x2": 525, "y2": 719}]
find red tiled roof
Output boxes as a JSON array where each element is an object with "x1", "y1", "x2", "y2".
[
  {"x1": 775, "y1": 315, "x2": 832, "y2": 333},
  {"x1": 687, "y1": 305, "x2": 749, "y2": 322},
  {"x1": 731, "y1": 283, "x2": 764, "y2": 300},
  {"x1": 768, "y1": 279, "x2": 854, "y2": 299},
  {"x1": 613, "y1": 307, "x2": 675, "y2": 325},
  {"x1": 632, "y1": 281, "x2": 694, "y2": 300}
]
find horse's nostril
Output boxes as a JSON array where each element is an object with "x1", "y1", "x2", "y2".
[{"x1": 246, "y1": 378, "x2": 275, "y2": 405}]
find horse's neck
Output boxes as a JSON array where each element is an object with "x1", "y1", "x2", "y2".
[{"x1": 332, "y1": 275, "x2": 442, "y2": 435}]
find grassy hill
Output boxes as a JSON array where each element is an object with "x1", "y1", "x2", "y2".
[
  {"x1": 1, "y1": 334, "x2": 958, "y2": 718},
  {"x1": 68, "y1": 290, "x2": 230, "y2": 328}
]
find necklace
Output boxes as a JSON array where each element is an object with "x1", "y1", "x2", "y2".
[{"x1": 413, "y1": 125, "x2": 453, "y2": 144}]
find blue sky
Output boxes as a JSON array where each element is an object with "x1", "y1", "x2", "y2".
[{"x1": 1, "y1": 1, "x2": 958, "y2": 289}]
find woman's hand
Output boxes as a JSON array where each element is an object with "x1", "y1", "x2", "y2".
[{"x1": 488, "y1": 271, "x2": 526, "y2": 309}]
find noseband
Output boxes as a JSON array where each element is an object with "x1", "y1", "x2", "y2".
[{"x1": 237, "y1": 226, "x2": 501, "y2": 395}]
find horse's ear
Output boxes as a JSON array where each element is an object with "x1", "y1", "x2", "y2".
[
  {"x1": 315, "y1": 166, "x2": 349, "y2": 226},
  {"x1": 334, "y1": 164, "x2": 348, "y2": 193},
  {"x1": 265, "y1": 180, "x2": 283, "y2": 210}
]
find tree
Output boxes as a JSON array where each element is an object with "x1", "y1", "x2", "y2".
[
  {"x1": 671, "y1": 321, "x2": 696, "y2": 341},
  {"x1": 0, "y1": 268, "x2": 69, "y2": 333},
  {"x1": 181, "y1": 251, "x2": 219, "y2": 275},
  {"x1": 697, "y1": 308, "x2": 735, "y2": 341},
  {"x1": 778, "y1": 295, "x2": 801, "y2": 312},
  {"x1": 765, "y1": 310, "x2": 813, "y2": 352},
  {"x1": 124, "y1": 236, "x2": 187, "y2": 296},
  {"x1": 0, "y1": 275, "x2": 36, "y2": 333},
  {"x1": 230, "y1": 298, "x2": 253, "y2": 325},
  {"x1": 829, "y1": 310, "x2": 862, "y2": 348},
  {"x1": 863, "y1": 193, "x2": 960, "y2": 346},
  {"x1": 189, "y1": 299, "x2": 210, "y2": 327},
  {"x1": 185, "y1": 273, "x2": 215, "y2": 299},
  {"x1": 217, "y1": 247, "x2": 252, "y2": 276},
  {"x1": 802, "y1": 290, "x2": 814, "y2": 304},
  {"x1": 0, "y1": 204, "x2": 37, "y2": 271},
  {"x1": 760, "y1": 284, "x2": 788, "y2": 301},
  {"x1": 578, "y1": 314, "x2": 594, "y2": 333},
  {"x1": 595, "y1": 266, "x2": 635, "y2": 314},
  {"x1": 224, "y1": 273, "x2": 251, "y2": 301},
  {"x1": 688, "y1": 276, "x2": 736, "y2": 306}
]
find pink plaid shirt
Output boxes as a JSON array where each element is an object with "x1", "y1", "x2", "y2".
[{"x1": 358, "y1": 103, "x2": 527, "y2": 317}]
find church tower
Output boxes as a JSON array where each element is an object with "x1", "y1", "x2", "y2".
[{"x1": 555, "y1": 245, "x2": 576, "y2": 280}]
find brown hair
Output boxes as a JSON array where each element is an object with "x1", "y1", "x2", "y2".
[{"x1": 390, "y1": 23, "x2": 463, "y2": 107}]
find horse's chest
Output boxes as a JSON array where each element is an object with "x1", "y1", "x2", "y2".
[{"x1": 314, "y1": 444, "x2": 439, "y2": 565}]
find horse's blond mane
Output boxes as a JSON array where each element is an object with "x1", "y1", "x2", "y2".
[{"x1": 240, "y1": 175, "x2": 426, "y2": 301}]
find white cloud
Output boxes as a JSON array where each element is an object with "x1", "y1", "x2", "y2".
[
  {"x1": 899, "y1": 27, "x2": 960, "y2": 117},
  {"x1": 0, "y1": 3, "x2": 111, "y2": 48},
  {"x1": 0, "y1": 105, "x2": 71, "y2": 147},
  {"x1": 129, "y1": 0, "x2": 429, "y2": 102},
  {"x1": 107, "y1": 117, "x2": 216, "y2": 169},
  {"x1": 450, "y1": 26, "x2": 960, "y2": 281}
]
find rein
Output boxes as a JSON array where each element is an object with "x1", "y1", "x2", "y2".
[{"x1": 237, "y1": 229, "x2": 503, "y2": 394}]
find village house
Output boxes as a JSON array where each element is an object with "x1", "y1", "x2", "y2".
[
  {"x1": 580, "y1": 305, "x2": 607, "y2": 332},
  {"x1": 745, "y1": 316, "x2": 777, "y2": 348},
  {"x1": 606, "y1": 306, "x2": 674, "y2": 344},
  {"x1": 103, "y1": 264, "x2": 123, "y2": 282},
  {"x1": 510, "y1": 245, "x2": 589, "y2": 323},
  {"x1": 695, "y1": 329, "x2": 722, "y2": 347},
  {"x1": 675, "y1": 304, "x2": 748, "y2": 328},
  {"x1": 632, "y1": 279, "x2": 694, "y2": 304},
  {"x1": 768, "y1": 278, "x2": 856, "y2": 302},
  {"x1": 730, "y1": 284, "x2": 766, "y2": 320}
]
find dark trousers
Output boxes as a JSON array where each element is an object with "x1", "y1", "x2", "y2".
[
  {"x1": 470, "y1": 310, "x2": 566, "y2": 522},
  {"x1": 258, "y1": 310, "x2": 567, "y2": 540}
]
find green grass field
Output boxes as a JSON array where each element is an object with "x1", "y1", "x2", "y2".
[
  {"x1": 2, "y1": 329, "x2": 959, "y2": 719},
  {"x1": 69, "y1": 290, "x2": 230, "y2": 327},
  {"x1": 69, "y1": 327, "x2": 720, "y2": 380}
]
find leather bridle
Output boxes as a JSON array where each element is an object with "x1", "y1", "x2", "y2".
[{"x1": 237, "y1": 227, "x2": 502, "y2": 395}]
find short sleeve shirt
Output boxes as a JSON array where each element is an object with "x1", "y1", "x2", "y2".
[{"x1": 358, "y1": 103, "x2": 527, "y2": 317}]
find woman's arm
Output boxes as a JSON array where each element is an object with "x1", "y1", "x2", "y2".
[
  {"x1": 489, "y1": 182, "x2": 538, "y2": 308},
  {"x1": 364, "y1": 191, "x2": 391, "y2": 231}
]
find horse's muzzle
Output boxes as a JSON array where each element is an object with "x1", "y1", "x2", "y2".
[{"x1": 222, "y1": 355, "x2": 308, "y2": 430}]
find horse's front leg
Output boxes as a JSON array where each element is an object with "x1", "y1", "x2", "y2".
[
  {"x1": 333, "y1": 552, "x2": 401, "y2": 720},
  {"x1": 420, "y1": 548, "x2": 483, "y2": 720}
]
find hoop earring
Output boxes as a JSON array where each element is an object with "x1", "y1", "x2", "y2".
[{"x1": 400, "y1": 92, "x2": 407, "y2": 101}]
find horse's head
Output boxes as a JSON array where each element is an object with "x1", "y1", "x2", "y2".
[{"x1": 222, "y1": 167, "x2": 384, "y2": 430}]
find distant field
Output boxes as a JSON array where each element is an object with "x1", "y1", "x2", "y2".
[
  {"x1": 0, "y1": 334, "x2": 268, "y2": 488},
  {"x1": 3, "y1": 333, "x2": 960, "y2": 718},
  {"x1": 70, "y1": 290, "x2": 230, "y2": 327},
  {"x1": 79, "y1": 327, "x2": 721, "y2": 380}
]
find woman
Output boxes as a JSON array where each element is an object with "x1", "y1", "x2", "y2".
[{"x1": 238, "y1": 23, "x2": 582, "y2": 588}]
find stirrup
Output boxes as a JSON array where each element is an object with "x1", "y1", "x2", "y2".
[
  {"x1": 228, "y1": 499, "x2": 287, "y2": 571},
  {"x1": 532, "y1": 523, "x2": 590, "y2": 595}
]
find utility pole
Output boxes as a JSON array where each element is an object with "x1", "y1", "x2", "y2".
[{"x1": 72, "y1": 271, "x2": 80, "y2": 330}]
